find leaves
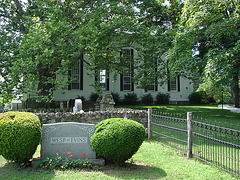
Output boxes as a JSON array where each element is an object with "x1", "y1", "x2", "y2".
[{"x1": 168, "y1": 0, "x2": 240, "y2": 107}]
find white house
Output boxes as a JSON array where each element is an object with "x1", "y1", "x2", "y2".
[{"x1": 51, "y1": 48, "x2": 194, "y2": 105}]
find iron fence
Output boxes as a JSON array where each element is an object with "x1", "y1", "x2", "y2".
[{"x1": 149, "y1": 109, "x2": 240, "y2": 176}]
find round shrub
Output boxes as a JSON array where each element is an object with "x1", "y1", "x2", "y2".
[
  {"x1": 188, "y1": 91, "x2": 203, "y2": 104},
  {"x1": 89, "y1": 92, "x2": 99, "y2": 102},
  {"x1": 123, "y1": 92, "x2": 138, "y2": 105},
  {"x1": 141, "y1": 93, "x2": 153, "y2": 105},
  {"x1": 90, "y1": 118, "x2": 146, "y2": 164},
  {"x1": 0, "y1": 111, "x2": 41, "y2": 163},
  {"x1": 111, "y1": 92, "x2": 121, "y2": 105},
  {"x1": 155, "y1": 92, "x2": 170, "y2": 105}
]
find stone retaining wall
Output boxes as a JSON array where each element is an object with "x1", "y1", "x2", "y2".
[{"x1": 36, "y1": 109, "x2": 148, "y2": 128}]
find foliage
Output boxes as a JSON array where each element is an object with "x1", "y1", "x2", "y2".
[
  {"x1": 0, "y1": 111, "x2": 41, "y2": 163},
  {"x1": 36, "y1": 152, "x2": 92, "y2": 170},
  {"x1": 0, "y1": 0, "x2": 171, "y2": 103},
  {"x1": 76, "y1": 95, "x2": 86, "y2": 101},
  {"x1": 90, "y1": 118, "x2": 146, "y2": 164},
  {"x1": 123, "y1": 92, "x2": 138, "y2": 105},
  {"x1": 168, "y1": 0, "x2": 240, "y2": 107},
  {"x1": 197, "y1": 81, "x2": 232, "y2": 104},
  {"x1": 141, "y1": 93, "x2": 154, "y2": 105},
  {"x1": 155, "y1": 92, "x2": 170, "y2": 105},
  {"x1": 188, "y1": 92, "x2": 204, "y2": 104},
  {"x1": 89, "y1": 92, "x2": 99, "y2": 102},
  {"x1": 111, "y1": 92, "x2": 121, "y2": 105}
]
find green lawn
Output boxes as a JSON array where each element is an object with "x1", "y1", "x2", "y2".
[
  {"x1": 1, "y1": 105, "x2": 239, "y2": 179},
  {"x1": 118, "y1": 105, "x2": 240, "y2": 128},
  {"x1": 0, "y1": 139, "x2": 238, "y2": 179}
]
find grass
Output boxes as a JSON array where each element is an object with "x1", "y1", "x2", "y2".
[
  {"x1": 1, "y1": 105, "x2": 239, "y2": 179},
  {"x1": 118, "y1": 104, "x2": 240, "y2": 128},
  {"x1": 0, "y1": 139, "x2": 239, "y2": 180}
]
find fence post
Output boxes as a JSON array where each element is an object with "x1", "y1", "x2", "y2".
[
  {"x1": 148, "y1": 108, "x2": 152, "y2": 139},
  {"x1": 187, "y1": 112, "x2": 193, "y2": 159}
]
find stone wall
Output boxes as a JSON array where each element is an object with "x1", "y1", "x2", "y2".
[{"x1": 36, "y1": 109, "x2": 148, "y2": 128}]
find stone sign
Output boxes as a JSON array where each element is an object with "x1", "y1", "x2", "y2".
[
  {"x1": 100, "y1": 93, "x2": 115, "y2": 111},
  {"x1": 41, "y1": 122, "x2": 96, "y2": 160}
]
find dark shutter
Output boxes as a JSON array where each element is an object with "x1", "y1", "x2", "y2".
[
  {"x1": 68, "y1": 69, "x2": 71, "y2": 90},
  {"x1": 155, "y1": 66, "x2": 158, "y2": 91},
  {"x1": 131, "y1": 49, "x2": 134, "y2": 91},
  {"x1": 80, "y1": 57, "x2": 83, "y2": 90},
  {"x1": 95, "y1": 70, "x2": 98, "y2": 86},
  {"x1": 120, "y1": 74, "x2": 123, "y2": 91},
  {"x1": 168, "y1": 79, "x2": 170, "y2": 92},
  {"x1": 120, "y1": 50, "x2": 123, "y2": 91},
  {"x1": 155, "y1": 79, "x2": 158, "y2": 91},
  {"x1": 167, "y1": 66, "x2": 170, "y2": 91},
  {"x1": 177, "y1": 76, "x2": 180, "y2": 92},
  {"x1": 106, "y1": 72, "x2": 110, "y2": 91}
]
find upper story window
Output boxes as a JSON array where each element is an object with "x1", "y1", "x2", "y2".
[
  {"x1": 96, "y1": 69, "x2": 109, "y2": 91},
  {"x1": 120, "y1": 49, "x2": 134, "y2": 91},
  {"x1": 68, "y1": 58, "x2": 83, "y2": 90}
]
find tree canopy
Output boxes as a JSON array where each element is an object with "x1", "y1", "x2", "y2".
[
  {"x1": 168, "y1": 0, "x2": 240, "y2": 107},
  {"x1": 0, "y1": 0, "x2": 172, "y2": 103}
]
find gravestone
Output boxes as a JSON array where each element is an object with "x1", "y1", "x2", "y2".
[
  {"x1": 73, "y1": 99, "x2": 84, "y2": 113},
  {"x1": 41, "y1": 122, "x2": 96, "y2": 160},
  {"x1": 100, "y1": 93, "x2": 115, "y2": 111}
]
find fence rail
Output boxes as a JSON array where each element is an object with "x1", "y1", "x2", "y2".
[{"x1": 148, "y1": 109, "x2": 240, "y2": 176}]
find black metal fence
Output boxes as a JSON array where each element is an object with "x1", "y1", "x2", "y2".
[{"x1": 149, "y1": 109, "x2": 240, "y2": 176}]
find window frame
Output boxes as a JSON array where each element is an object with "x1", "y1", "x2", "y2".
[
  {"x1": 68, "y1": 57, "x2": 83, "y2": 90},
  {"x1": 120, "y1": 48, "x2": 134, "y2": 91}
]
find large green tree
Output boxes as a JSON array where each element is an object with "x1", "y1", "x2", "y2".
[
  {"x1": 168, "y1": 0, "x2": 240, "y2": 107},
  {"x1": 0, "y1": 0, "x2": 171, "y2": 103}
]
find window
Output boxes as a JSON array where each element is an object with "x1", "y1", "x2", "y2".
[
  {"x1": 170, "y1": 78, "x2": 177, "y2": 91},
  {"x1": 68, "y1": 59, "x2": 83, "y2": 90},
  {"x1": 146, "y1": 66, "x2": 158, "y2": 91},
  {"x1": 95, "y1": 69, "x2": 109, "y2": 90},
  {"x1": 168, "y1": 76, "x2": 180, "y2": 92},
  {"x1": 147, "y1": 82, "x2": 158, "y2": 91},
  {"x1": 120, "y1": 49, "x2": 134, "y2": 91}
]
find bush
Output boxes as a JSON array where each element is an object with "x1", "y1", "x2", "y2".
[
  {"x1": 155, "y1": 92, "x2": 170, "y2": 104},
  {"x1": 90, "y1": 118, "x2": 146, "y2": 164},
  {"x1": 111, "y1": 92, "x2": 121, "y2": 105},
  {"x1": 141, "y1": 93, "x2": 153, "y2": 105},
  {"x1": 89, "y1": 92, "x2": 99, "y2": 102},
  {"x1": 123, "y1": 92, "x2": 138, "y2": 105},
  {"x1": 188, "y1": 91, "x2": 203, "y2": 104},
  {"x1": 76, "y1": 95, "x2": 86, "y2": 101},
  {"x1": 0, "y1": 111, "x2": 41, "y2": 163}
]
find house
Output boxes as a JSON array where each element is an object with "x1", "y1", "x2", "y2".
[
  {"x1": 21, "y1": 45, "x2": 194, "y2": 110},
  {"x1": 49, "y1": 47, "x2": 194, "y2": 107}
]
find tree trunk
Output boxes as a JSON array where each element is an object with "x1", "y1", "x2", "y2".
[
  {"x1": 233, "y1": 76, "x2": 239, "y2": 108},
  {"x1": 233, "y1": 61, "x2": 239, "y2": 108}
]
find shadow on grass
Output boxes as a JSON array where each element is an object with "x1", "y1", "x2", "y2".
[
  {"x1": 101, "y1": 162, "x2": 167, "y2": 179},
  {"x1": 0, "y1": 159, "x2": 56, "y2": 180}
]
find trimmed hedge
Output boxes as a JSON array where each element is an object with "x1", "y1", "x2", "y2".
[
  {"x1": 0, "y1": 111, "x2": 41, "y2": 163},
  {"x1": 90, "y1": 118, "x2": 146, "y2": 164}
]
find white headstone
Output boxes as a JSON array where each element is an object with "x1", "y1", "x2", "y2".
[{"x1": 73, "y1": 99, "x2": 84, "y2": 113}]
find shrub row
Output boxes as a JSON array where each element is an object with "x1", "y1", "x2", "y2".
[{"x1": 90, "y1": 92, "x2": 170, "y2": 105}]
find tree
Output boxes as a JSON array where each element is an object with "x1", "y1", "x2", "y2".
[
  {"x1": 1, "y1": 0, "x2": 172, "y2": 104},
  {"x1": 168, "y1": 0, "x2": 240, "y2": 107},
  {"x1": 4, "y1": 0, "x2": 214, "y2": 106}
]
